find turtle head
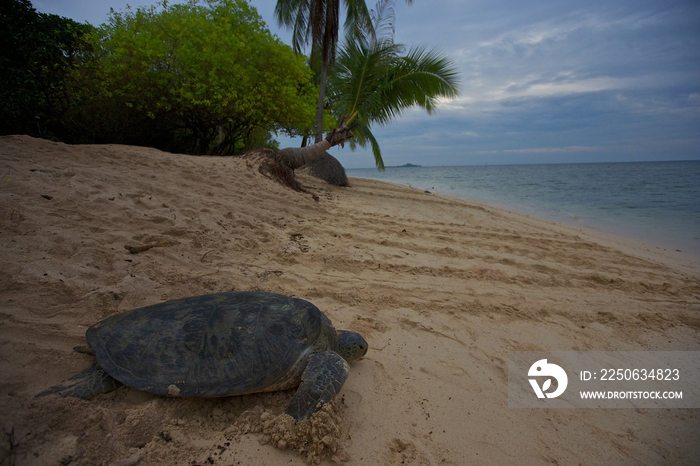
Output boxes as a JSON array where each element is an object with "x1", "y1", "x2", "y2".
[{"x1": 336, "y1": 330, "x2": 368, "y2": 361}]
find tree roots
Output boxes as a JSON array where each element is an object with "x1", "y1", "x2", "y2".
[{"x1": 243, "y1": 149, "x2": 308, "y2": 192}]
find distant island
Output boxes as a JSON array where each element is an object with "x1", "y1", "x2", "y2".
[{"x1": 388, "y1": 163, "x2": 422, "y2": 168}]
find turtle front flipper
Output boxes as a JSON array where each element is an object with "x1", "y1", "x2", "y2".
[
  {"x1": 285, "y1": 351, "x2": 350, "y2": 421},
  {"x1": 35, "y1": 363, "x2": 122, "y2": 400}
]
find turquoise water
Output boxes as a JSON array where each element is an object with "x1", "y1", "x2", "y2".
[{"x1": 347, "y1": 161, "x2": 700, "y2": 255}]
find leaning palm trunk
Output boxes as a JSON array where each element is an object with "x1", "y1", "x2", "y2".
[
  {"x1": 278, "y1": 136, "x2": 331, "y2": 170},
  {"x1": 244, "y1": 124, "x2": 354, "y2": 193},
  {"x1": 278, "y1": 124, "x2": 354, "y2": 170}
]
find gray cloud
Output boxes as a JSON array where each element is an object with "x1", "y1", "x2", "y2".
[{"x1": 332, "y1": 0, "x2": 700, "y2": 167}]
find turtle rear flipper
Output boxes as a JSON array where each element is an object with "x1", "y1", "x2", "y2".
[
  {"x1": 35, "y1": 363, "x2": 122, "y2": 400},
  {"x1": 73, "y1": 345, "x2": 93, "y2": 355},
  {"x1": 285, "y1": 351, "x2": 349, "y2": 421}
]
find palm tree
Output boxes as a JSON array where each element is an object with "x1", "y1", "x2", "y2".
[
  {"x1": 274, "y1": 0, "x2": 457, "y2": 171},
  {"x1": 329, "y1": 41, "x2": 459, "y2": 168},
  {"x1": 274, "y1": 0, "x2": 413, "y2": 143},
  {"x1": 327, "y1": 0, "x2": 458, "y2": 168}
]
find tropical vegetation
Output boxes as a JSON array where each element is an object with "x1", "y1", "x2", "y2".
[
  {"x1": 274, "y1": 0, "x2": 418, "y2": 145},
  {"x1": 329, "y1": 2, "x2": 458, "y2": 168},
  {"x1": 94, "y1": 0, "x2": 318, "y2": 154},
  {"x1": 2, "y1": 0, "x2": 318, "y2": 154},
  {"x1": 2, "y1": 0, "x2": 459, "y2": 170},
  {"x1": 0, "y1": 0, "x2": 92, "y2": 137},
  {"x1": 275, "y1": 0, "x2": 458, "y2": 169}
]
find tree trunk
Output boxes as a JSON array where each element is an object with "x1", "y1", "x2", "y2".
[
  {"x1": 315, "y1": 0, "x2": 338, "y2": 143},
  {"x1": 246, "y1": 125, "x2": 353, "y2": 193},
  {"x1": 315, "y1": 60, "x2": 328, "y2": 143},
  {"x1": 278, "y1": 138, "x2": 331, "y2": 170},
  {"x1": 278, "y1": 124, "x2": 353, "y2": 170}
]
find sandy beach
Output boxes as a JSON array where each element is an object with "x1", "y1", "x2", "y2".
[{"x1": 1, "y1": 135, "x2": 698, "y2": 465}]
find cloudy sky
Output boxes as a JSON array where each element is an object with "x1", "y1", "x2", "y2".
[{"x1": 34, "y1": 0, "x2": 700, "y2": 167}]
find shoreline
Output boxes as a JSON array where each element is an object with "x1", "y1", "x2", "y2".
[
  {"x1": 349, "y1": 174, "x2": 700, "y2": 276},
  {"x1": 1, "y1": 136, "x2": 698, "y2": 465}
]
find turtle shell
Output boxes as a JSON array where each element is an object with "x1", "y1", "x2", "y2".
[{"x1": 86, "y1": 291, "x2": 336, "y2": 397}]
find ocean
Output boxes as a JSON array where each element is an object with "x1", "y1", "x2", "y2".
[{"x1": 347, "y1": 161, "x2": 700, "y2": 255}]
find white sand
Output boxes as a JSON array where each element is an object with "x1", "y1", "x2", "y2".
[{"x1": 1, "y1": 135, "x2": 698, "y2": 465}]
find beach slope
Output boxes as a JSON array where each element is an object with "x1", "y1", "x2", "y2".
[{"x1": 1, "y1": 135, "x2": 698, "y2": 465}]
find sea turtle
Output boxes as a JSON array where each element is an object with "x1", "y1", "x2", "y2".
[{"x1": 36, "y1": 291, "x2": 368, "y2": 420}]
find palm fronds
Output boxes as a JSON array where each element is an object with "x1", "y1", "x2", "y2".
[
  {"x1": 276, "y1": 0, "x2": 456, "y2": 169},
  {"x1": 330, "y1": 32, "x2": 459, "y2": 168}
]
